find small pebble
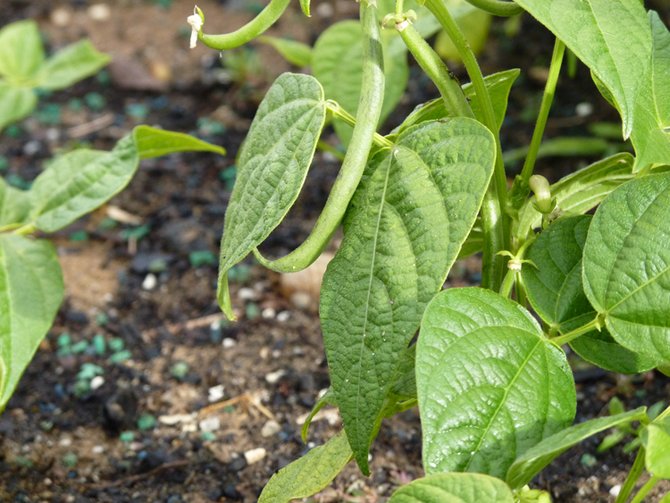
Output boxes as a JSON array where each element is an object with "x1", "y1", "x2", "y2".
[
  {"x1": 222, "y1": 338, "x2": 236, "y2": 349},
  {"x1": 609, "y1": 485, "x2": 621, "y2": 497},
  {"x1": 208, "y1": 384, "x2": 225, "y2": 403},
  {"x1": 244, "y1": 447, "x2": 267, "y2": 465},
  {"x1": 576, "y1": 102, "x2": 594, "y2": 117},
  {"x1": 261, "y1": 307, "x2": 276, "y2": 319},
  {"x1": 50, "y1": 8, "x2": 71, "y2": 27},
  {"x1": 88, "y1": 3, "x2": 111, "y2": 21},
  {"x1": 90, "y1": 376, "x2": 105, "y2": 391},
  {"x1": 142, "y1": 273, "x2": 157, "y2": 291},
  {"x1": 261, "y1": 420, "x2": 281, "y2": 438},
  {"x1": 265, "y1": 370, "x2": 286, "y2": 384},
  {"x1": 238, "y1": 288, "x2": 256, "y2": 301},
  {"x1": 276, "y1": 311, "x2": 291, "y2": 322},
  {"x1": 199, "y1": 416, "x2": 221, "y2": 432},
  {"x1": 159, "y1": 413, "x2": 197, "y2": 426}
]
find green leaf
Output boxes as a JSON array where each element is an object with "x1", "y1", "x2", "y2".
[
  {"x1": 644, "y1": 418, "x2": 670, "y2": 479},
  {"x1": 388, "y1": 473, "x2": 514, "y2": 503},
  {"x1": 259, "y1": 36, "x2": 312, "y2": 67},
  {"x1": 583, "y1": 172, "x2": 670, "y2": 362},
  {"x1": 217, "y1": 73, "x2": 326, "y2": 319},
  {"x1": 29, "y1": 135, "x2": 139, "y2": 233},
  {"x1": 321, "y1": 119, "x2": 495, "y2": 473},
  {"x1": 0, "y1": 82, "x2": 37, "y2": 131},
  {"x1": 312, "y1": 20, "x2": 408, "y2": 144},
  {"x1": 522, "y1": 215, "x2": 657, "y2": 373},
  {"x1": 515, "y1": 153, "x2": 635, "y2": 241},
  {"x1": 506, "y1": 407, "x2": 647, "y2": 488},
  {"x1": 132, "y1": 125, "x2": 226, "y2": 159},
  {"x1": 0, "y1": 235, "x2": 64, "y2": 410},
  {"x1": 36, "y1": 40, "x2": 109, "y2": 91},
  {"x1": 434, "y1": 8, "x2": 491, "y2": 62},
  {"x1": 397, "y1": 69, "x2": 520, "y2": 135},
  {"x1": 0, "y1": 20, "x2": 45, "y2": 82},
  {"x1": 502, "y1": 137, "x2": 611, "y2": 166},
  {"x1": 299, "y1": 0, "x2": 311, "y2": 17},
  {"x1": 418, "y1": 288, "x2": 575, "y2": 478},
  {"x1": 258, "y1": 431, "x2": 352, "y2": 503},
  {"x1": 512, "y1": 0, "x2": 649, "y2": 139},
  {"x1": 0, "y1": 179, "x2": 31, "y2": 227}
]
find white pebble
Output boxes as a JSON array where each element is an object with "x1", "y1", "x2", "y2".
[
  {"x1": 261, "y1": 307, "x2": 276, "y2": 319},
  {"x1": 92, "y1": 445, "x2": 105, "y2": 454},
  {"x1": 277, "y1": 311, "x2": 291, "y2": 322},
  {"x1": 88, "y1": 3, "x2": 111, "y2": 21},
  {"x1": 208, "y1": 384, "x2": 225, "y2": 403},
  {"x1": 576, "y1": 102, "x2": 594, "y2": 117},
  {"x1": 609, "y1": 485, "x2": 621, "y2": 497},
  {"x1": 199, "y1": 416, "x2": 221, "y2": 432},
  {"x1": 158, "y1": 413, "x2": 197, "y2": 426},
  {"x1": 261, "y1": 420, "x2": 281, "y2": 438},
  {"x1": 222, "y1": 338, "x2": 236, "y2": 349},
  {"x1": 90, "y1": 376, "x2": 105, "y2": 390},
  {"x1": 142, "y1": 273, "x2": 157, "y2": 291},
  {"x1": 238, "y1": 287, "x2": 256, "y2": 301},
  {"x1": 244, "y1": 447, "x2": 267, "y2": 465},
  {"x1": 265, "y1": 369, "x2": 286, "y2": 384}
]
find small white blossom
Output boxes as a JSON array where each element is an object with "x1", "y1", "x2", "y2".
[{"x1": 187, "y1": 6, "x2": 204, "y2": 49}]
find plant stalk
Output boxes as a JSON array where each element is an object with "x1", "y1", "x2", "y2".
[
  {"x1": 464, "y1": 0, "x2": 524, "y2": 16},
  {"x1": 616, "y1": 448, "x2": 647, "y2": 503},
  {"x1": 551, "y1": 318, "x2": 600, "y2": 346},
  {"x1": 424, "y1": 0, "x2": 509, "y2": 290},
  {"x1": 326, "y1": 101, "x2": 393, "y2": 148},
  {"x1": 630, "y1": 476, "x2": 660, "y2": 503}
]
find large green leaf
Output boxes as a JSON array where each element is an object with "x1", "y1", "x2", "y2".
[
  {"x1": 0, "y1": 82, "x2": 37, "y2": 131},
  {"x1": 0, "y1": 235, "x2": 64, "y2": 410},
  {"x1": 35, "y1": 40, "x2": 109, "y2": 91},
  {"x1": 506, "y1": 407, "x2": 647, "y2": 488},
  {"x1": 0, "y1": 179, "x2": 31, "y2": 227},
  {"x1": 321, "y1": 119, "x2": 495, "y2": 473},
  {"x1": 132, "y1": 125, "x2": 226, "y2": 159},
  {"x1": 417, "y1": 288, "x2": 575, "y2": 478},
  {"x1": 258, "y1": 431, "x2": 352, "y2": 503},
  {"x1": 514, "y1": 153, "x2": 634, "y2": 241},
  {"x1": 29, "y1": 135, "x2": 139, "y2": 233},
  {"x1": 0, "y1": 20, "x2": 44, "y2": 83},
  {"x1": 522, "y1": 215, "x2": 658, "y2": 373},
  {"x1": 512, "y1": 0, "x2": 648, "y2": 139},
  {"x1": 643, "y1": 418, "x2": 670, "y2": 479},
  {"x1": 312, "y1": 20, "x2": 408, "y2": 143},
  {"x1": 388, "y1": 473, "x2": 514, "y2": 503},
  {"x1": 217, "y1": 73, "x2": 326, "y2": 318},
  {"x1": 396, "y1": 69, "x2": 520, "y2": 135},
  {"x1": 583, "y1": 173, "x2": 670, "y2": 361}
]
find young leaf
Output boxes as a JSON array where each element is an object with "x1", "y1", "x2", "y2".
[
  {"x1": 0, "y1": 235, "x2": 64, "y2": 411},
  {"x1": 0, "y1": 82, "x2": 37, "y2": 131},
  {"x1": 259, "y1": 36, "x2": 312, "y2": 67},
  {"x1": 35, "y1": 40, "x2": 110, "y2": 91},
  {"x1": 258, "y1": 431, "x2": 352, "y2": 503},
  {"x1": 29, "y1": 135, "x2": 140, "y2": 233},
  {"x1": 312, "y1": 20, "x2": 408, "y2": 144},
  {"x1": 0, "y1": 179, "x2": 31, "y2": 227},
  {"x1": 0, "y1": 20, "x2": 45, "y2": 82},
  {"x1": 132, "y1": 125, "x2": 226, "y2": 159},
  {"x1": 506, "y1": 407, "x2": 647, "y2": 488},
  {"x1": 217, "y1": 73, "x2": 326, "y2": 318},
  {"x1": 299, "y1": 0, "x2": 311, "y2": 17},
  {"x1": 321, "y1": 119, "x2": 495, "y2": 473},
  {"x1": 583, "y1": 173, "x2": 670, "y2": 362},
  {"x1": 643, "y1": 418, "x2": 670, "y2": 479},
  {"x1": 388, "y1": 473, "x2": 514, "y2": 503},
  {"x1": 522, "y1": 215, "x2": 658, "y2": 373},
  {"x1": 417, "y1": 288, "x2": 576, "y2": 478}
]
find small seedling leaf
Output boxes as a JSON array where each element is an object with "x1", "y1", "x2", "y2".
[
  {"x1": 0, "y1": 20, "x2": 45, "y2": 82},
  {"x1": 36, "y1": 40, "x2": 110, "y2": 91},
  {"x1": 133, "y1": 125, "x2": 226, "y2": 159},
  {"x1": 259, "y1": 36, "x2": 312, "y2": 67},
  {"x1": 643, "y1": 418, "x2": 670, "y2": 479},
  {"x1": 0, "y1": 83, "x2": 37, "y2": 132},
  {"x1": 388, "y1": 473, "x2": 514, "y2": 503},
  {"x1": 418, "y1": 288, "x2": 576, "y2": 478}
]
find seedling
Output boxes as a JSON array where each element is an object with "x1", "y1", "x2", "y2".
[{"x1": 190, "y1": 0, "x2": 670, "y2": 501}]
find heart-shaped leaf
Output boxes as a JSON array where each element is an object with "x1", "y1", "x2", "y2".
[
  {"x1": 583, "y1": 173, "x2": 670, "y2": 362},
  {"x1": 216, "y1": 73, "x2": 326, "y2": 318},
  {"x1": 0, "y1": 83, "x2": 37, "y2": 131},
  {"x1": 417, "y1": 288, "x2": 575, "y2": 478},
  {"x1": 0, "y1": 20, "x2": 44, "y2": 82},
  {"x1": 0, "y1": 179, "x2": 31, "y2": 228},
  {"x1": 506, "y1": 407, "x2": 647, "y2": 488},
  {"x1": 258, "y1": 431, "x2": 352, "y2": 503},
  {"x1": 0, "y1": 235, "x2": 64, "y2": 411},
  {"x1": 133, "y1": 125, "x2": 226, "y2": 159},
  {"x1": 522, "y1": 215, "x2": 658, "y2": 373},
  {"x1": 35, "y1": 40, "x2": 110, "y2": 91},
  {"x1": 321, "y1": 119, "x2": 495, "y2": 473},
  {"x1": 389, "y1": 473, "x2": 514, "y2": 503}
]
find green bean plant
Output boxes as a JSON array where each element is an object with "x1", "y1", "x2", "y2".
[{"x1": 190, "y1": 0, "x2": 670, "y2": 501}]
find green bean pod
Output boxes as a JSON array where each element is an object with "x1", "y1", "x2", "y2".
[{"x1": 464, "y1": 0, "x2": 524, "y2": 17}]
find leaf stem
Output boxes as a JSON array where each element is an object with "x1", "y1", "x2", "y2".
[
  {"x1": 0, "y1": 223, "x2": 22, "y2": 233},
  {"x1": 551, "y1": 317, "x2": 600, "y2": 346},
  {"x1": 616, "y1": 448, "x2": 647, "y2": 503},
  {"x1": 630, "y1": 476, "x2": 660, "y2": 503},
  {"x1": 424, "y1": 0, "x2": 509, "y2": 290},
  {"x1": 13, "y1": 223, "x2": 36, "y2": 236},
  {"x1": 519, "y1": 38, "x2": 566, "y2": 188},
  {"x1": 199, "y1": 0, "x2": 291, "y2": 51},
  {"x1": 326, "y1": 101, "x2": 393, "y2": 148}
]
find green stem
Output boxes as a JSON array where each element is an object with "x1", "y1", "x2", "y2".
[
  {"x1": 317, "y1": 140, "x2": 346, "y2": 162},
  {"x1": 424, "y1": 0, "x2": 508, "y2": 290},
  {"x1": 13, "y1": 223, "x2": 36, "y2": 236},
  {"x1": 395, "y1": 0, "x2": 405, "y2": 16},
  {"x1": 551, "y1": 317, "x2": 600, "y2": 346},
  {"x1": 630, "y1": 476, "x2": 660, "y2": 503},
  {"x1": 396, "y1": 22, "x2": 474, "y2": 119},
  {"x1": 326, "y1": 101, "x2": 393, "y2": 148},
  {"x1": 499, "y1": 270, "x2": 517, "y2": 298},
  {"x1": 199, "y1": 0, "x2": 291, "y2": 51},
  {"x1": 617, "y1": 448, "x2": 647, "y2": 503},
  {"x1": 519, "y1": 38, "x2": 566, "y2": 187},
  {"x1": 253, "y1": 0, "x2": 386, "y2": 273},
  {"x1": 464, "y1": 0, "x2": 524, "y2": 16},
  {"x1": 0, "y1": 223, "x2": 22, "y2": 233}
]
